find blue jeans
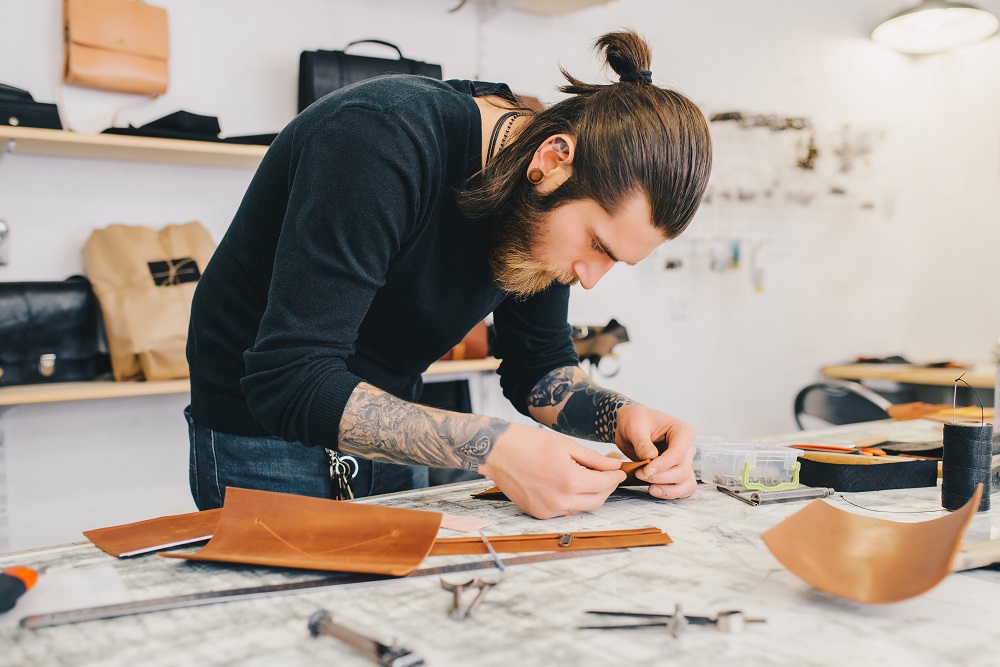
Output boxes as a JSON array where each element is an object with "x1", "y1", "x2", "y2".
[{"x1": 185, "y1": 407, "x2": 428, "y2": 510}]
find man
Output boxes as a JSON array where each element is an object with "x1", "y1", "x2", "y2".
[{"x1": 186, "y1": 30, "x2": 712, "y2": 518}]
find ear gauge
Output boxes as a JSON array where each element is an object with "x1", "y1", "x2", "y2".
[{"x1": 527, "y1": 168, "x2": 544, "y2": 184}]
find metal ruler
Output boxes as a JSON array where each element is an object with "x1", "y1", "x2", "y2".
[{"x1": 21, "y1": 549, "x2": 616, "y2": 629}]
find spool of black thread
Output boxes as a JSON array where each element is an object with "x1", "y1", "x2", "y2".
[{"x1": 941, "y1": 421, "x2": 993, "y2": 512}]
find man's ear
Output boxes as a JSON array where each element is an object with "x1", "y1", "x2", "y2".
[{"x1": 527, "y1": 134, "x2": 575, "y2": 194}]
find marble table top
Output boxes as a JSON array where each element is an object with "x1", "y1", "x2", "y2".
[{"x1": 2, "y1": 419, "x2": 997, "y2": 667}]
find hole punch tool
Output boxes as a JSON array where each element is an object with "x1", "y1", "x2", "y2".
[
  {"x1": 580, "y1": 605, "x2": 766, "y2": 636},
  {"x1": 308, "y1": 609, "x2": 424, "y2": 667}
]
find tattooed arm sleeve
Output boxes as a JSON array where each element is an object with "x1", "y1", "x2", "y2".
[
  {"x1": 526, "y1": 366, "x2": 634, "y2": 443},
  {"x1": 337, "y1": 382, "x2": 510, "y2": 471}
]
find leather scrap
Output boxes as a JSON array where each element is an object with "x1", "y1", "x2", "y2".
[
  {"x1": 761, "y1": 486, "x2": 982, "y2": 603},
  {"x1": 84, "y1": 508, "x2": 222, "y2": 557},
  {"x1": 472, "y1": 460, "x2": 650, "y2": 500},
  {"x1": 160, "y1": 488, "x2": 442, "y2": 576},
  {"x1": 430, "y1": 527, "x2": 671, "y2": 555}
]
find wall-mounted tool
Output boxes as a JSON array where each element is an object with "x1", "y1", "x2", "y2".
[{"x1": 0, "y1": 220, "x2": 9, "y2": 265}]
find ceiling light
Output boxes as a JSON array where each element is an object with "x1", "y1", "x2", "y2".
[{"x1": 872, "y1": 0, "x2": 1000, "y2": 54}]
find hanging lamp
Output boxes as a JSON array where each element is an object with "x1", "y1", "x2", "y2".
[{"x1": 871, "y1": 0, "x2": 999, "y2": 54}]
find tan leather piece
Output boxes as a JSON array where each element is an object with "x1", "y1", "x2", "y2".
[
  {"x1": 84, "y1": 508, "x2": 222, "y2": 557},
  {"x1": 64, "y1": 0, "x2": 170, "y2": 95},
  {"x1": 472, "y1": 460, "x2": 650, "y2": 500},
  {"x1": 160, "y1": 488, "x2": 443, "y2": 576},
  {"x1": 761, "y1": 486, "x2": 982, "y2": 604},
  {"x1": 430, "y1": 527, "x2": 670, "y2": 555}
]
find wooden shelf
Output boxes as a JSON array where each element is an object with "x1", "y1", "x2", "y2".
[
  {"x1": 0, "y1": 358, "x2": 501, "y2": 407},
  {"x1": 0, "y1": 125, "x2": 267, "y2": 168},
  {"x1": 821, "y1": 364, "x2": 995, "y2": 389},
  {"x1": 0, "y1": 379, "x2": 190, "y2": 406}
]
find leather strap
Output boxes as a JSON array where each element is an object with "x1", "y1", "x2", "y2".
[{"x1": 430, "y1": 527, "x2": 670, "y2": 555}]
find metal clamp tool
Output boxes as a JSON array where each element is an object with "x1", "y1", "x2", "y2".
[{"x1": 309, "y1": 609, "x2": 424, "y2": 667}]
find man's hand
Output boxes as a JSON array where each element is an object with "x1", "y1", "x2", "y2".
[
  {"x1": 615, "y1": 403, "x2": 697, "y2": 500},
  {"x1": 479, "y1": 423, "x2": 627, "y2": 519}
]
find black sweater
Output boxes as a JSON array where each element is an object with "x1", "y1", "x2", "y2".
[{"x1": 188, "y1": 76, "x2": 578, "y2": 448}]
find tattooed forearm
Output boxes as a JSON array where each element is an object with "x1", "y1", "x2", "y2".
[
  {"x1": 338, "y1": 382, "x2": 510, "y2": 471},
  {"x1": 527, "y1": 366, "x2": 634, "y2": 443}
]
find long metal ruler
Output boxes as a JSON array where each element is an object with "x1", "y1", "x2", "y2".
[{"x1": 21, "y1": 549, "x2": 616, "y2": 629}]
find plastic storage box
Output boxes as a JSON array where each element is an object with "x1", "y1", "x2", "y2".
[
  {"x1": 693, "y1": 439, "x2": 760, "y2": 478},
  {"x1": 700, "y1": 446, "x2": 800, "y2": 489}
]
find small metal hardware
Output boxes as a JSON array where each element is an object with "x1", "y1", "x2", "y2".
[
  {"x1": 558, "y1": 533, "x2": 573, "y2": 547},
  {"x1": 308, "y1": 609, "x2": 424, "y2": 667},
  {"x1": 38, "y1": 354, "x2": 56, "y2": 377}
]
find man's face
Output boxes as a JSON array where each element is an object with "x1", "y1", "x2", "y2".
[{"x1": 491, "y1": 192, "x2": 667, "y2": 298}]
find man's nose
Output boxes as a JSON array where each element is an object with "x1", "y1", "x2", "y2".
[{"x1": 573, "y1": 257, "x2": 614, "y2": 289}]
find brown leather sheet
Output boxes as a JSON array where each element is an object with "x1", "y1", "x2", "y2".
[
  {"x1": 84, "y1": 508, "x2": 222, "y2": 557},
  {"x1": 160, "y1": 488, "x2": 442, "y2": 576},
  {"x1": 472, "y1": 459, "x2": 650, "y2": 500},
  {"x1": 430, "y1": 527, "x2": 670, "y2": 555},
  {"x1": 762, "y1": 486, "x2": 982, "y2": 603}
]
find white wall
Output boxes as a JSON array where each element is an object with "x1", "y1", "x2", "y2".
[{"x1": 1, "y1": 0, "x2": 999, "y2": 550}]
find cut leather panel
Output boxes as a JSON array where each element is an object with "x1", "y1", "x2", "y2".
[
  {"x1": 472, "y1": 459, "x2": 650, "y2": 500},
  {"x1": 160, "y1": 488, "x2": 442, "y2": 576},
  {"x1": 761, "y1": 486, "x2": 982, "y2": 604},
  {"x1": 429, "y1": 527, "x2": 670, "y2": 555},
  {"x1": 84, "y1": 508, "x2": 222, "y2": 557}
]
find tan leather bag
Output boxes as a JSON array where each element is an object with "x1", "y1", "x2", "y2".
[
  {"x1": 63, "y1": 0, "x2": 170, "y2": 95},
  {"x1": 83, "y1": 222, "x2": 215, "y2": 381}
]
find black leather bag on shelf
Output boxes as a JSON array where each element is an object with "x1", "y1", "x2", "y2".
[
  {"x1": 0, "y1": 83, "x2": 63, "y2": 130},
  {"x1": 0, "y1": 276, "x2": 107, "y2": 386},
  {"x1": 298, "y1": 40, "x2": 443, "y2": 112}
]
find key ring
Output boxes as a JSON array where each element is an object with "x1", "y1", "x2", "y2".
[{"x1": 333, "y1": 454, "x2": 359, "y2": 479}]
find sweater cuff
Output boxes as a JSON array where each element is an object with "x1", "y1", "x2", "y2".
[{"x1": 308, "y1": 371, "x2": 365, "y2": 450}]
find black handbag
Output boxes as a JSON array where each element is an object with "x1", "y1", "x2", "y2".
[
  {"x1": 0, "y1": 83, "x2": 63, "y2": 130},
  {"x1": 298, "y1": 40, "x2": 443, "y2": 112},
  {"x1": 0, "y1": 276, "x2": 106, "y2": 386}
]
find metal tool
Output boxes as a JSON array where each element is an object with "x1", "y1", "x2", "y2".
[
  {"x1": 0, "y1": 220, "x2": 9, "y2": 265},
  {"x1": 462, "y1": 577, "x2": 500, "y2": 619},
  {"x1": 717, "y1": 484, "x2": 834, "y2": 506},
  {"x1": 309, "y1": 609, "x2": 424, "y2": 667},
  {"x1": 21, "y1": 549, "x2": 616, "y2": 629},
  {"x1": 581, "y1": 606, "x2": 766, "y2": 635},
  {"x1": 439, "y1": 577, "x2": 474, "y2": 619}
]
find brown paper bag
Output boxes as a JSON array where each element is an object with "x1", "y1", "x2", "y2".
[
  {"x1": 83, "y1": 222, "x2": 215, "y2": 381},
  {"x1": 63, "y1": 0, "x2": 170, "y2": 95}
]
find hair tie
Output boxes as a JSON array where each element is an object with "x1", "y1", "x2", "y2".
[{"x1": 620, "y1": 69, "x2": 652, "y2": 84}]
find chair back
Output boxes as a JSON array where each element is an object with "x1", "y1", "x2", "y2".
[{"x1": 793, "y1": 380, "x2": 892, "y2": 430}]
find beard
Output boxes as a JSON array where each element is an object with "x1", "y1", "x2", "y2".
[{"x1": 489, "y1": 210, "x2": 578, "y2": 298}]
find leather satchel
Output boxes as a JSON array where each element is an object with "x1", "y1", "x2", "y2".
[
  {"x1": 0, "y1": 276, "x2": 105, "y2": 386},
  {"x1": 298, "y1": 40, "x2": 442, "y2": 112},
  {"x1": 63, "y1": 0, "x2": 170, "y2": 96}
]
